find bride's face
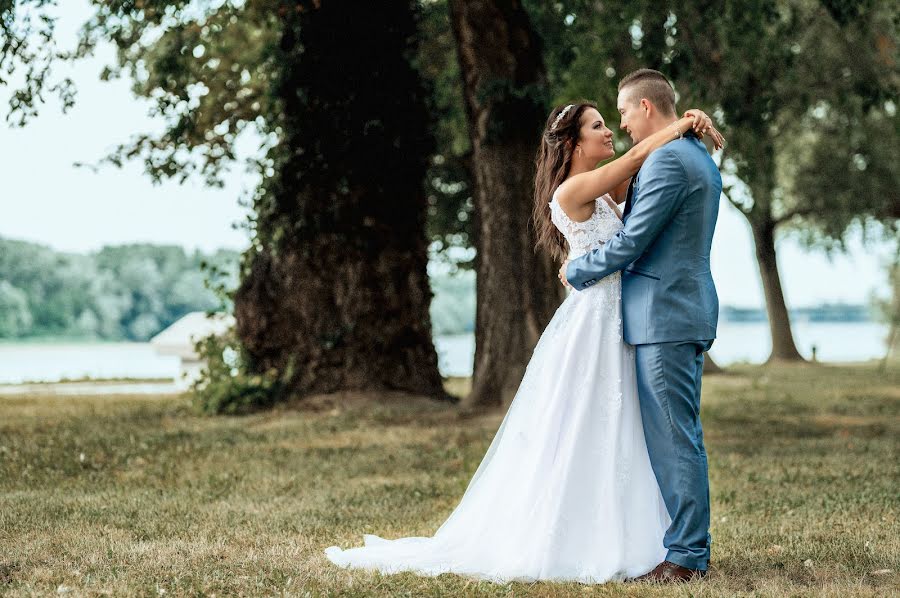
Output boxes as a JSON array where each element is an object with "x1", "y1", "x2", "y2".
[{"x1": 576, "y1": 108, "x2": 615, "y2": 162}]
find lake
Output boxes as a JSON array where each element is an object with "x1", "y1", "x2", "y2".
[
  {"x1": 436, "y1": 320, "x2": 891, "y2": 376},
  {"x1": 0, "y1": 321, "x2": 890, "y2": 385}
]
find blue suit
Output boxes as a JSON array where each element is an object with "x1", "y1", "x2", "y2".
[{"x1": 566, "y1": 131, "x2": 721, "y2": 571}]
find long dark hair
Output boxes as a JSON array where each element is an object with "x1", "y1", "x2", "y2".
[{"x1": 532, "y1": 101, "x2": 597, "y2": 262}]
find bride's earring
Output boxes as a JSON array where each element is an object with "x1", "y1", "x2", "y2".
[{"x1": 577, "y1": 146, "x2": 583, "y2": 157}]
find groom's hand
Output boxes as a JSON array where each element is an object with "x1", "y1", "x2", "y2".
[{"x1": 558, "y1": 260, "x2": 571, "y2": 288}]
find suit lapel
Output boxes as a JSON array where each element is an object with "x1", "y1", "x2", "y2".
[
  {"x1": 623, "y1": 170, "x2": 639, "y2": 220},
  {"x1": 624, "y1": 133, "x2": 695, "y2": 219}
]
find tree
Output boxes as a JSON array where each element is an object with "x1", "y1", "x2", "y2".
[
  {"x1": 0, "y1": 237, "x2": 237, "y2": 340},
  {"x1": 232, "y1": 1, "x2": 445, "y2": 399},
  {"x1": 419, "y1": 0, "x2": 476, "y2": 271},
  {"x1": 0, "y1": 281, "x2": 32, "y2": 338},
  {"x1": 874, "y1": 249, "x2": 900, "y2": 370},
  {"x1": 531, "y1": 0, "x2": 898, "y2": 363},
  {"x1": 1, "y1": 1, "x2": 446, "y2": 402},
  {"x1": 681, "y1": 0, "x2": 896, "y2": 361},
  {"x1": 448, "y1": 0, "x2": 565, "y2": 408}
]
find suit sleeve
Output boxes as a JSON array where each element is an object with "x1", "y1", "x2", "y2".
[{"x1": 565, "y1": 148, "x2": 689, "y2": 291}]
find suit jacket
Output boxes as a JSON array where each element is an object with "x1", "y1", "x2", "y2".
[{"x1": 565, "y1": 133, "x2": 722, "y2": 345}]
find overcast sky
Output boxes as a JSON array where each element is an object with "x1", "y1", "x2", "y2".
[{"x1": 0, "y1": 1, "x2": 893, "y2": 309}]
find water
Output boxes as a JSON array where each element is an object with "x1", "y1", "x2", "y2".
[
  {"x1": 435, "y1": 321, "x2": 891, "y2": 377},
  {"x1": 0, "y1": 321, "x2": 889, "y2": 385},
  {"x1": 0, "y1": 342, "x2": 180, "y2": 385}
]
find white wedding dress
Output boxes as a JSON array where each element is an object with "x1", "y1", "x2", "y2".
[{"x1": 324, "y1": 191, "x2": 670, "y2": 584}]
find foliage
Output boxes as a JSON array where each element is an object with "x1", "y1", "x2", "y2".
[
  {"x1": 516, "y1": 0, "x2": 897, "y2": 360},
  {"x1": 419, "y1": 0, "x2": 475, "y2": 269},
  {"x1": 74, "y1": 0, "x2": 279, "y2": 189},
  {"x1": 530, "y1": 0, "x2": 898, "y2": 244},
  {"x1": 2, "y1": 0, "x2": 459, "y2": 268},
  {"x1": 4, "y1": 0, "x2": 895, "y2": 256},
  {"x1": 416, "y1": 0, "x2": 898, "y2": 270},
  {"x1": 0, "y1": 233, "x2": 477, "y2": 341},
  {"x1": 0, "y1": 280, "x2": 32, "y2": 336},
  {"x1": 4, "y1": 1, "x2": 446, "y2": 402},
  {"x1": 0, "y1": 0, "x2": 77, "y2": 126},
  {"x1": 188, "y1": 326, "x2": 281, "y2": 415},
  {"x1": 0, "y1": 237, "x2": 238, "y2": 340},
  {"x1": 2, "y1": 1, "x2": 277, "y2": 185}
]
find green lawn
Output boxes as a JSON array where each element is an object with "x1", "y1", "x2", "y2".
[{"x1": 1, "y1": 364, "x2": 897, "y2": 597}]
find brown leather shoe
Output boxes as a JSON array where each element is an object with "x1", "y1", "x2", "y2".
[{"x1": 630, "y1": 560, "x2": 708, "y2": 583}]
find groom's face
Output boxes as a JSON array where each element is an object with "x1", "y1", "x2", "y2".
[{"x1": 616, "y1": 88, "x2": 650, "y2": 144}]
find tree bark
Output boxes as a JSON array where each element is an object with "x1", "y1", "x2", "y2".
[
  {"x1": 232, "y1": 0, "x2": 445, "y2": 401},
  {"x1": 449, "y1": 0, "x2": 564, "y2": 409},
  {"x1": 750, "y1": 217, "x2": 806, "y2": 362}
]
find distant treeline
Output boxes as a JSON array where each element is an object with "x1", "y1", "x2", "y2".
[
  {"x1": 0, "y1": 237, "x2": 876, "y2": 341},
  {"x1": 431, "y1": 274, "x2": 879, "y2": 335},
  {"x1": 722, "y1": 305, "x2": 876, "y2": 323},
  {"x1": 0, "y1": 237, "x2": 239, "y2": 341}
]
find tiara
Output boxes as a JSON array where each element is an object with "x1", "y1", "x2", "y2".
[{"x1": 551, "y1": 104, "x2": 575, "y2": 130}]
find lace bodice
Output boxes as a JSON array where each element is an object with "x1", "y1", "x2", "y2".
[{"x1": 549, "y1": 190, "x2": 623, "y2": 259}]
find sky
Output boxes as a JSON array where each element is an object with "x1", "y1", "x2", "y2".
[{"x1": 0, "y1": 2, "x2": 893, "y2": 309}]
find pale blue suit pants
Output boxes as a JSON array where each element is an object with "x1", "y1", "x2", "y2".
[{"x1": 634, "y1": 339, "x2": 713, "y2": 570}]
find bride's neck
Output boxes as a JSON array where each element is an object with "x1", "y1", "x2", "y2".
[{"x1": 566, "y1": 160, "x2": 596, "y2": 179}]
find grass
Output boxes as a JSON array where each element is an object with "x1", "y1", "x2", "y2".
[{"x1": 0, "y1": 364, "x2": 897, "y2": 597}]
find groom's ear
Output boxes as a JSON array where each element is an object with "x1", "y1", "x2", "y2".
[{"x1": 639, "y1": 98, "x2": 654, "y2": 118}]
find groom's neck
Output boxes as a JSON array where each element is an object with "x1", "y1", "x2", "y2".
[{"x1": 643, "y1": 113, "x2": 679, "y2": 137}]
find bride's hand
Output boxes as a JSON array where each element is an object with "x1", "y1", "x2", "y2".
[
  {"x1": 683, "y1": 109, "x2": 726, "y2": 151},
  {"x1": 683, "y1": 108, "x2": 713, "y2": 134},
  {"x1": 704, "y1": 125, "x2": 726, "y2": 151},
  {"x1": 558, "y1": 260, "x2": 571, "y2": 288}
]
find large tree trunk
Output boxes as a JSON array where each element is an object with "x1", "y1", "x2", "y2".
[
  {"x1": 750, "y1": 217, "x2": 805, "y2": 362},
  {"x1": 449, "y1": 0, "x2": 564, "y2": 409},
  {"x1": 232, "y1": 0, "x2": 444, "y2": 400}
]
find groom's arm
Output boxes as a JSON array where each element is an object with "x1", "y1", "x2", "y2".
[{"x1": 565, "y1": 148, "x2": 689, "y2": 291}]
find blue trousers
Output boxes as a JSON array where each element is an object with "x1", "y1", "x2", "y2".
[{"x1": 634, "y1": 339, "x2": 713, "y2": 570}]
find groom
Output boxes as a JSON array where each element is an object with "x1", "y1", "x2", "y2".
[{"x1": 560, "y1": 69, "x2": 722, "y2": 583}]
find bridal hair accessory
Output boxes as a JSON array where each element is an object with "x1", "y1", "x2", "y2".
[{"x1": 551, "y1": 104, "x2": 575, "y2": 130}]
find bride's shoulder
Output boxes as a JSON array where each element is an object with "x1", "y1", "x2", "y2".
[
  {"x1": 551, "y1": 180, "x2": 585, "y2": 214},
  {"x1": 550, "y1": 182, "x2": 566, "y2": 203}
]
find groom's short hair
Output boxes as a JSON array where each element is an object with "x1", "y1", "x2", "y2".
[{"x1": 618, "y1": 69, "x2": 677, "y2": 116}]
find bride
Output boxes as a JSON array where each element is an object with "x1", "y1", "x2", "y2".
[{"x1": 324, "y1": 102, "x2": 723, "y2": 584}]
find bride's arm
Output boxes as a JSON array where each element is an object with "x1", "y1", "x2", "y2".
[
  {"x1": 555, "y1": 116, "x2": 696, "y2": 213},
  {"x1": 609, "y1": 177, "x2": 631, "y2": 206},
  {"x1": 556, "y1": 108, "x2": 725, "y2": 214}
]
